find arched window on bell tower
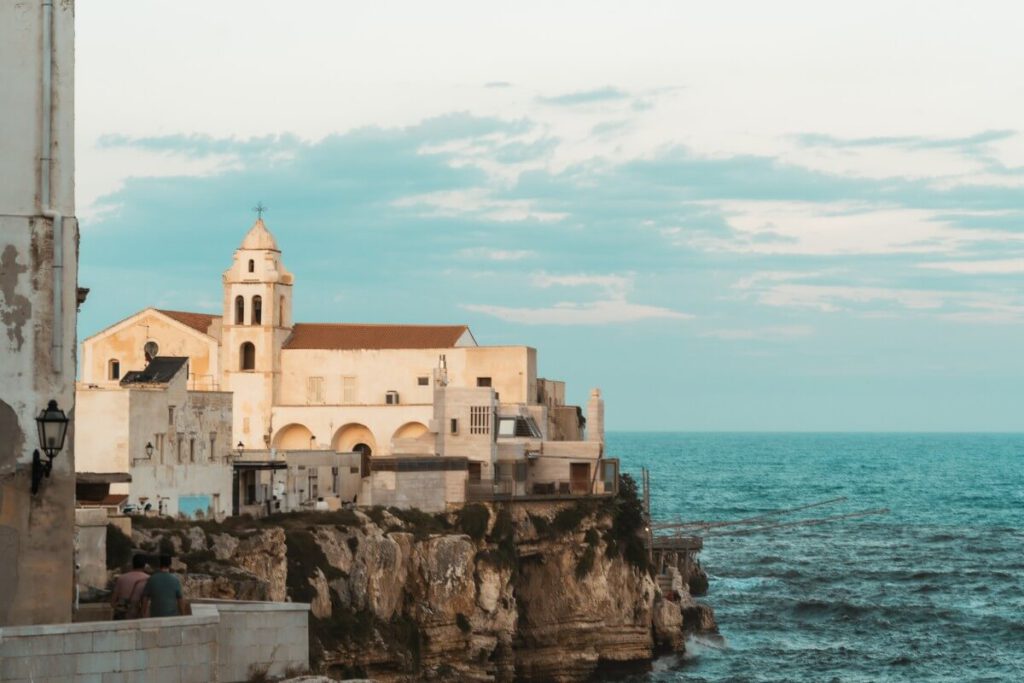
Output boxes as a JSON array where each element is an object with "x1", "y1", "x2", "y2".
[
  {"x1": 248, "y1": 259, "x2": 255, "y2": 273},
  {"x1": 252, "y1": 295, "x2": 262, "y2": 325},
  {"x1": 234, "y1": 296, "x2": 244, "y2": 324},
  {"x1": 240, "y1": 342, "x2": 255, "y2": 371}
]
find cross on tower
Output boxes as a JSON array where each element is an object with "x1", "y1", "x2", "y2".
[{"x1": 253, "y1": 202, "x2": 267, "y2": 220}]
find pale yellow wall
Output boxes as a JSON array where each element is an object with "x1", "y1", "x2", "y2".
[
  {"x1": 81, "y1": 310, "x2": 220, "y2": 389},
  {"x1": 74, "y1": 387, "x2": 131, "y2": 474},
  {"x1": 278, "y1": 345, "x2": 535, "y2": 407},
  {"x1": 270, "y1": 404, "x2": 434, "y2": 456}
]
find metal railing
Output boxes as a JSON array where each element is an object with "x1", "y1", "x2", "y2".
[{"x1": 465, "y1": 475, "x2": 617, "y2": 502}]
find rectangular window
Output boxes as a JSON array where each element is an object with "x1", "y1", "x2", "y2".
[
  {"x1": 417, "y1": 376, "x2": 429, "y2": 386},
  {"x1": 342, "y1": 376, "x2": 357, "y2": 404},
  {"x1": 307, "y1": 376, "x2": 325, "y2": 404},
  {"x1": 450, "y1": 418, "x2": 459, "y2": 435},
  {"x1": 155, "y1": 433, "x2": 165, "y2": 464},
  {"x1": 476, "y1": 377, "x2": 492, "y2": 388},
  {"x1": 209, "y1": 432, "x2": 217, "y2": 461},
  {"x1": 470, "y1": 406, "x2": 491, "y2": 435},
  {"x1": 468, "y1": 462, "x2": 482, "y2": 482},
  {"x1": 243, "y1": 417, "x2": 250, "y2": 434},
  {"x1": 168, "y1": 406, "x2": 175, "y2": 425},
  {"x1": 176, "y1": 433, "x2": 184, "y2": 463},
  {"x1": 309, "y1": 469, "x2": 319, "y2": 499},
  {"x1": 189, "y1": 437, "x2": 196, "y2": 463},
  {"x1": 497, "y1": 417, "x2": 516, "y2": 437}
]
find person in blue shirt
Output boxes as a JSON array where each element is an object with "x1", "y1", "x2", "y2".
[{"x1": 141, "y1": 554, "x2": 185, "y2": 617}]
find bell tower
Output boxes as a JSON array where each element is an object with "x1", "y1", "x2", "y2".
[{"x1": 221, "y1": 214, "x2": 294, "y2": 448}]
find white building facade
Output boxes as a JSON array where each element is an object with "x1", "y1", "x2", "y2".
[{"x1": 78, "y1": 220, "x2": 613, "y2": 513}]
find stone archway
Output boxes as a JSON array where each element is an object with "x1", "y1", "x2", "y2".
[
  {"x1": 331, "y1": 423, "x2": 377, "y2": 455},
  {"x1": 392, "y1": 421, "x2": 429, "y2": 442},
  {"x1": 272, "y1": 423, "x2": 314, "y2": 450}
]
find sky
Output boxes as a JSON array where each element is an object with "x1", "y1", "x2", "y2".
[{"x1": 75, "y1": 1, "x2": 1024, "y2": 431}]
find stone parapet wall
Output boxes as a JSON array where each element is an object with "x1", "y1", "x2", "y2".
[
  {"x1": 0, "y1": 600, "x2": 309, "y2": 682},
  {"x1": 0, "y1": 611, "x2": 218, "y2": 682},
  {"x1": 193, "y1": 599, "x2": 309, "y2": 682}
]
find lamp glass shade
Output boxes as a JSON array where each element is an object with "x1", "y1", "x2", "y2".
[
  {"x1": 145, "y1": 442, "x2": 155, "y2": 457},
  {"x1": 36, "y1": 400, "x2": 69, "y2": 455}
]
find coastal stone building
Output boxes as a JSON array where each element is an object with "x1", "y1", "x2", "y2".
[
  {"x1": 77, "y1": 219, "x2": 614, "y2": 513},
  {"x1": 76, "y1": 357, "x2": 234, "y2": 518},
  {"x1": 0, "y1": 0, "x2": 80, "y2": 626}
]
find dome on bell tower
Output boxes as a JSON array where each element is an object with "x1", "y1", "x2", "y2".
[{"x1": 240, "y1": 218, "x2": 279, "y2": 251}]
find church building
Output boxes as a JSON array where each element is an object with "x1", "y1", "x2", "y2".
[{"x1": 76, "y1": 218, "x2": 615, "y2": 514}]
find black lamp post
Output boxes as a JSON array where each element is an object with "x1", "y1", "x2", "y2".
[
  {"x1": 145, "y1": 442, "x2": 155, "y2": 458},
  {"x1": 32, "y1": 399, "x2": 69, "y2": 495},
  {"x1": 236, "y1": 441, "x2": 244, "y2": 459}
]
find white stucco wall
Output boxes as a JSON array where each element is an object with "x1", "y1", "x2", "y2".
[
  {"x1": 75, "y1": 369, "x2": 234, "y2": 518},
  {"x1": 0, "y1": 0, "x2": 78, "y2": 626}
]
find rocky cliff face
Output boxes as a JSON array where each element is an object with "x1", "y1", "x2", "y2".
[{"x1": 122, "y1": 488, "x2": 716, "y2": 682}]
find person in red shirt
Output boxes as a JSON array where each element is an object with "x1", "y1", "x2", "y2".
[{"x1": 110, "y1": 554, "x2": 150, "y2": 620}]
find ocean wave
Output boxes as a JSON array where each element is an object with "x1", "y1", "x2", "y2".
[{"x1": 714, "y1": 576, "x2": 779, "y2": 592}]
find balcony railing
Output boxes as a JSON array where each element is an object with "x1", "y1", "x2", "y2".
[{"x1": 465, "y1": 471, "x2": 619, "y2": 502}]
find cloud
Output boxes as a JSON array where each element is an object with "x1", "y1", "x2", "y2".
[
  {"x1": 537, "y1": 87, "x2": 630, "y2": 106},
  {"x1": 463, "y1": 299, "x2": 691, "y2": 325},
  {"x1": 456, "y1": 247, "x2": 533, "y2": 262},
  {"x1": 918, "y1": 258, "x2": 1024, "y2": 274},
  {"x1": 484, "y1": 81, "x2": 513, "y2": 88},
  {"x1": 463, "y1": 271, "x2": 691, "y2": 325},
  {"x1": 82, "y1": 114, "x2": 1024, "y2": 344},
  {"x1": 793, "y1": 129, "x2": 1016, "y2": 152},
  {"x1": 531, "y1": 272, "x2": 632, "y2": 298},
  {"x1": 394, "y1": 189, "x2": 567, "y2": 223},
  {"x1": 701, "y1": 325, "x2": 814, "y2": 341},
  {"x1": 733, "y1": 271, "x2": 1024, "y2": 322}
]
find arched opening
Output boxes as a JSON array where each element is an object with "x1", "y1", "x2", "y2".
[
  {"x1": 240, "y1": 342, "x2": 255, "y2": 371},
  {"x1": 252, "y1": 295, "x2": 262, "y2": 325},
  {"x1": 248, "y1": 259, "x2": 255, "y2": 273},
  {"x1": 272, "y1": 423, "x2": 315, "y2": 450},
  {"x1": 354, "y1": 443, "x2": 372, "y2": 477},
  {"x1": 234, "y1": 296, "x2": 244, "y2": 324},
  {"x1": 332, "y1": 423, "x2": 377, "y2": 457},
  {"x1": 392, "y1": 421, "x2": 429, "y2": 445},
  {"x1": 108, "y1": 358, "x2": 120, "y2": 380}
]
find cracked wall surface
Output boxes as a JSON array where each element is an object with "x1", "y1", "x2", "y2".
[{"x1": 0, "y1": 0, "x2": 79, "y2": 626}]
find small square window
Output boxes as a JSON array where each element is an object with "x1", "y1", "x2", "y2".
[
  {"x1": 417, "y1": 376, "x2": 429, "y2": 386},
  {"x1": 477, "y1": 377, "x2": 492, "y2": 388}
]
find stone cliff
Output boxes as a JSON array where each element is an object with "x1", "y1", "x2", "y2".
[{"x1": 116, "y1": 480, "x2": 716, "y2": 681}]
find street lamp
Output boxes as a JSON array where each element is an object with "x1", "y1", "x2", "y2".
[
  {"x1": 236, "y1": 441, "x2": 244, "y2": 459},
  {"x1": 145, "y1": 442, "x2": 154, "y2": 458},
  {"x1": 32, "y1": 399, "x2": 69, "y2": 495}
]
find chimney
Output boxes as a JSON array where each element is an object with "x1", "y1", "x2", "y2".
[{"x1": 587, "y1": 387, "x2": 604, "y2": 445}]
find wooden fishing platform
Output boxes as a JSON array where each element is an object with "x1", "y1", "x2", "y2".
[{"x1": 638, "y1": 466, "x2": 889, "y2": 588}]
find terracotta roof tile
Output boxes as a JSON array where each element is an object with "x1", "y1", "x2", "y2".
[
  {"x1": 157, "y1": 309, "x2": 219, "y2": 335},
  {"x1": 284, "y1": 323, "x2": 470, "y2": 350}
]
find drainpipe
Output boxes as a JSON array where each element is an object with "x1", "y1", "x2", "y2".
[{"x1": 40, "y1": 0, "x2": 63, "y2": 373}]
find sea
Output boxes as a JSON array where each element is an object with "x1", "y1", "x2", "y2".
[{"x1": 608, "y1": 432, "x2": 1024, "y2": 683}]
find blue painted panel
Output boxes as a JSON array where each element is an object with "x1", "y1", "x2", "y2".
[{"x1": 179, "y1": 495, "x2": 211, "y2": 518}]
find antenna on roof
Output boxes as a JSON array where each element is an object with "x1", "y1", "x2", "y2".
[
  {"x1": 437, "y1": 354, "x2": 448, "y2": 386},
  {"x1": 253, "y1": 202, "x2": 267, "y2": 220}
]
